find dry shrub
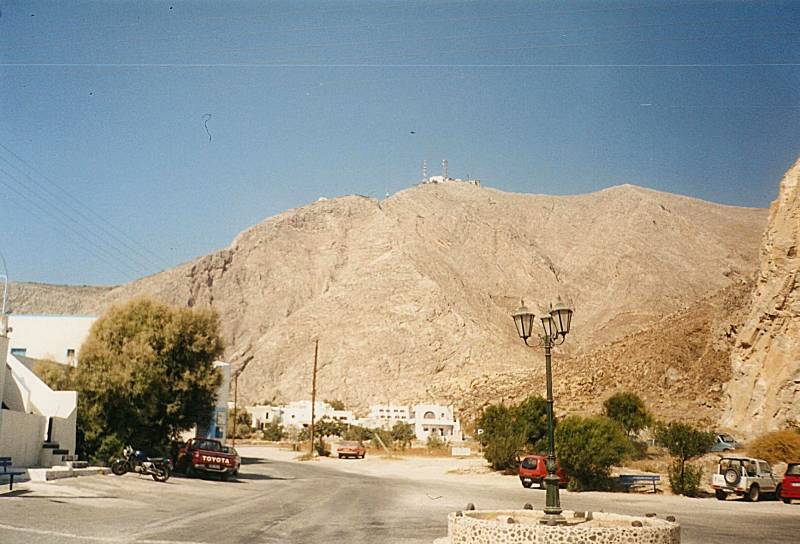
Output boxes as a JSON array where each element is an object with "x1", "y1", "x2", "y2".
[{"x1": 748, "y1": 430, "x2": 800, "y2": 464}]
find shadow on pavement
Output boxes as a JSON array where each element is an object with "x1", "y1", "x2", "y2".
[
  {"x1": 229, "y1": 472, "x2": 295, "y2": 482},
  {"x1": 0, "y1": 489, "x2": 34, "y2": 498}
]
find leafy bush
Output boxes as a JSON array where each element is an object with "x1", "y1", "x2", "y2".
[
  {"x1": 603, "y1": 392, "x2": 652, "y2": 438},
  {"x1": 262, "y1": 421, "x2": 285, "y2": 442},
  {"x1": 748, "y1": 429, "x2": 800, "y2": 464},
  {"x1": 426, "y1": 433, "x2": 445, "y2": 450},
  {"x1": 667, "y1": 460, "x2": 704, "y2": 497},
  {"x1": 476, "y1": 403, "x2": 526, "y2": 471},
  {"x1": 32, "y1": 360, "x2": 76, "y2": 391},
  {"x1": 555, "y1": 415, "x2": 630, "y2": 491},
  {"x1": 654, "y1": 422, "x2": 714, "y2": 496},
  {"x1": 391, "y1": 422, "x2": 416, "y2": 450}
]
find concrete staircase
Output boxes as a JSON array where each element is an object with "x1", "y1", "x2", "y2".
[{"x1": 39, "y1": 441, "x2": 70, "y2": 468}]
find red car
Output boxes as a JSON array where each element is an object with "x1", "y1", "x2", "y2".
[
  {"x1": 519, "y1": 455, "x2": 568, "y2": 489},
  {"x1": 336, "y1": 440, "x2": 366, "y2": 459},
  {"x1": 175, "y1": 438, "x2": 240, "y2": 480},
  {"x1": 780, "y1": 463, "x2": 800, "y2": 504}
]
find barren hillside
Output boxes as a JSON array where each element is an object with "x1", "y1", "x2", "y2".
[{"x1": 9, "y1": 182, "x2": 767, "y2": 414}]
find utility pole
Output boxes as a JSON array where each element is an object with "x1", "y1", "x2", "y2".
[
  {"x1": 309, "y1": 339, "x2": 319, "y2": 456},
  {"x1": 230, "y1": 351, "x2": 254, "y2": 448}
]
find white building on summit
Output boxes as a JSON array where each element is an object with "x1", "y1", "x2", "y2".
[{"x1": 420, "y1": 159, "x2": 480, "y2": 187}]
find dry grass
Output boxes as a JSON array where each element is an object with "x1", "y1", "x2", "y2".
[{"x1": 747, "y1": 430, "x2": 800, "y2": 464}]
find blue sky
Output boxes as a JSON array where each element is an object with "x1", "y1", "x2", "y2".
[{"x1": 1, "y1": 0, "x2": 798, "y2": 285}]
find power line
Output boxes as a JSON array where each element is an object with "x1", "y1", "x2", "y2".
[
  {"x1": 0, "y1": 159, "x2": 152, "y2": 276},
  {"x1": 0, "y1": 170, "x2": 140, "y2": 280},
  {"x1": 0, "y1": 142, "x2": 169, "y2": 271}
]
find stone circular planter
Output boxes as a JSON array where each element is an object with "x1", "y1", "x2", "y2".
[{"x1": 437, "y1": 509, "x2": 680, "y2": 544}]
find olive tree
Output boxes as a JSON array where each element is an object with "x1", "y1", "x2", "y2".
[
  {"x1": 75, "y1": 297, "x2": 224, "y2": 463},
  {"x1": 654, "y1": 422, "x2": 714, "y2": 496},
  {"x1": 391, "y1": 421, "x2": 416, "y2": 450},
  {"x1": 602, "y1": 392, "x2": 652, "y2": 438}
]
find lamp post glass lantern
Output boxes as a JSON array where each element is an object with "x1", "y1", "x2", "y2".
[{"x1": 512, "y1": 299, "x2": 573, "y2": 524}]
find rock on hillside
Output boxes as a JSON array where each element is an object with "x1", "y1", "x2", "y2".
[
  {"x1": 723, "y1": 159, "x2": 800, "y2": 433},
  {"x1": 8, "y1": 182, "x2": 766, "y2": 411}
]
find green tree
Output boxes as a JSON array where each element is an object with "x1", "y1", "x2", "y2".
[
  {"x1": 343, "y1": 425, "x2": 373, "y2": 442},
  {"x1": 514, "y1": 395, "x2": 549, "y2": 452},
  {"x1": 325, "y1": 399, "x2": 346, "y2": 411},
  {"x1": 476, "y1": 403, "x2": 526, "y2": 471},
  {"x1": 391, "y1": 421, "x2": 416, "y2": 450},
  {"x1": 602, "y1": 392, "x2": 652, "y2": 438},
  {"x1": 262, "y1": 420, "x2": 285, "y2": 442},
  {"x1": 75, "y1": 297, "x2": 224, "y2": 463},
  {"x1": 315, "y1": 416, "x2": 346, "y2": 438},
  {"x1": 654, "y1": 422, "x2": 714, "y2": 496},
  {"x1": 555, "y1": 415, "x2": 630, "y2": 491}
]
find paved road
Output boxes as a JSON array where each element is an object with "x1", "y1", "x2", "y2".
[{"x1": 0, "y1": 454, "x2": 797, "y2": 543}]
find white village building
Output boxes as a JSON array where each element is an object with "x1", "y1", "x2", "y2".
[
  {"x1": 0, "y1": 315, "x2": 78, "y2": 468},
  {"x1": 247, "y1": 399, "x2": 462, "y2": 443},
  {"x1": 368, "y1": 403, "x2": 462, "y2": 442},
  {"x1": 245, "y1": 400, "x2": 356, "y2": 430},
  {"x1": 5, "y1": 314, "x2": 96, "y2": 366}
]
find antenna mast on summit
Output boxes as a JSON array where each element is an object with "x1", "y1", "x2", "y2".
[
  {"x1": 422, "y1": 160, "x2": 428, "y2": 182},
  {"x1": 442, "y1": 159, "x2": 448, "y2": 180}
]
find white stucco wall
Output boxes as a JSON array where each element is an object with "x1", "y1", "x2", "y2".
[
  {"x1": 0, "y1": 408, "x2": 46, "y2": 466},
  {"x1": 6, "y1": 315, "x2": 96, "y2": 365},
  {"x1": 7, "y1": 354, "x2": 76, "y2": 418}
]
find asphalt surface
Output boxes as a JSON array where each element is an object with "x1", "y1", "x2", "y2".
[{"x1": 0, "y1": 454, "x2": 798, "y2": 543}]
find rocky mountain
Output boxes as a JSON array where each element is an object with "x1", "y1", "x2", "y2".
[
  {"x1": 8, "y1": 181, "x2": 767, "y2": 418},
  {"x1": 723, "y1": 158, "x2": 800, "y2": 433}
]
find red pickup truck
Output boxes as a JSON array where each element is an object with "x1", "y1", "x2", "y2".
[{"x1": 176, "y1": 438, "x2": 240, "y2": 480}]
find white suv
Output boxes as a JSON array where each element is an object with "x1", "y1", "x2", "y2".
[{"x1": 712, "y1": 456, "x2": 780, "y2": 502}]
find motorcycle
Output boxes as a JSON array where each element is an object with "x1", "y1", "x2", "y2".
[{"x1": 111, "y1": 445, "x2": 172, "y2": 482}]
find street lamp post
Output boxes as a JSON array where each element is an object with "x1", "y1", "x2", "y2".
[{"x1": 512, "y1": 298, "x2": 573, "y2": 525}]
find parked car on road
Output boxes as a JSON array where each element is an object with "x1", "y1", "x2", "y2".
[
  {"x1": 175, "y1": 438, "x2": 240, "y2": 480},
  {"x1": 712, "y1": 456, "x2": 780, "y2": 501},
  {"x1": 779, "y1": 463, "x2": 800, "y2": 504},
  {"x1": 710, "y1": 433, "x2": 743, "y2": 452},
  {"x1": 336, "y1": 441, "x2": 366, "y2": 459},
  {"x1": 518, "y1": 454, "x2": 568, "y2": 489}
]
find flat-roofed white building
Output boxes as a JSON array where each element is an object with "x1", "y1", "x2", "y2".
[
  {"x1": 1, "y1": 316, "x2": 77, "y2": 468},
  {"x1": 246, "y1": 401, "x2": 357, "y2": 430},
  {"x1": 368, "y1": 404, "x2": 411, "y2": 423},
  {"x1": 6, "y1": 314, "x2": 96, "y2": 366}
]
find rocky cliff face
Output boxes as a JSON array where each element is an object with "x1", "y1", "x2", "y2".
[
  {"x1": 723, "y1": 159, "x2": 800, "y2": 434},
  {"x1": 9, "y1": 182, "x2": 767, "y2": 414}
]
